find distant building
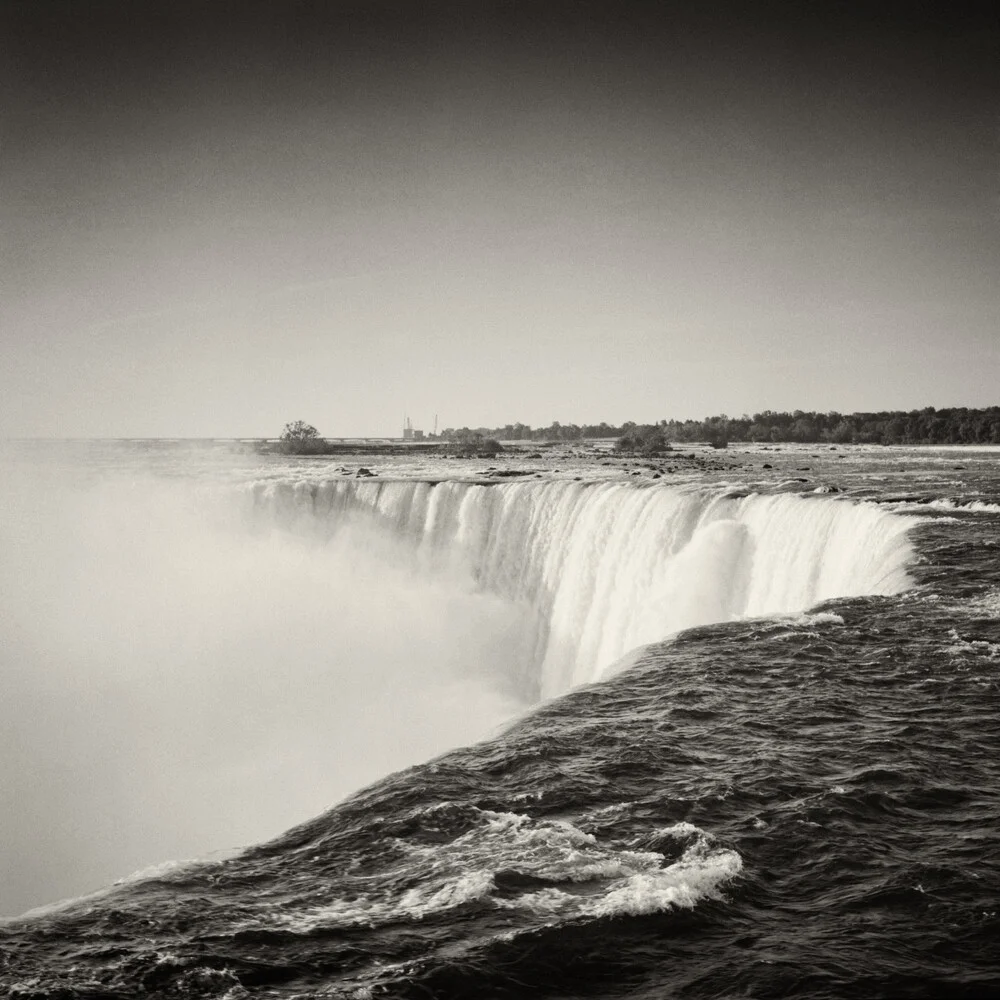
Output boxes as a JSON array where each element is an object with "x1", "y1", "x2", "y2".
[{"x1": 402, "y1": 416, "x2": 423, "y2": 441}]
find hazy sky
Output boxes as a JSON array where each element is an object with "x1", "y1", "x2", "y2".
[{"x1": 2, "y1": 1, "x2": 997, "y2": 437}]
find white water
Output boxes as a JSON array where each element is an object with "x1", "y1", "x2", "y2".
[
  {"x1": 248, "y1": 479, "x2": 919, "y2": 697},
  {"x1": 267, "y1": 810, "x2": 741, "y2": 932},
  {"x1": 0, "y1": 464, "x2": 917, "y2": 917}
]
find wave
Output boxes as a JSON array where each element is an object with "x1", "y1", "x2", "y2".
[
  {"x1": 257, "y1": 807, "x2": 740, "y2": 934},
  {"x1": 244, "y1": 479, "x2": 920, "y2": 697},
  {"x1": 884, "y1": 497, "x2": 1000, "y2": 514}
]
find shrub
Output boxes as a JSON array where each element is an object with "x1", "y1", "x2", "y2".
[
  {"x1": 615, "y1": 425, "x2": 671, "y2": 456},
  {"x1": 451, "y1": 435, "x2": 504, "y2": 458},
  {"x1": 279, "y1": 420, "x2": 325, "y2": 454}
]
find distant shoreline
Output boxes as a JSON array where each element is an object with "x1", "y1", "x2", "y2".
[{"x1": 4, "y1": 438, "x2": 1000, "y2": 452}]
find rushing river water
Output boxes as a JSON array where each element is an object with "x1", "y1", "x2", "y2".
[{"x1": 1, "y1": 442, "x2": 998, "y2": 998}]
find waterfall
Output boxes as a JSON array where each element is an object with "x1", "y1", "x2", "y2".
[{"x1": 246, "y1": 479, "x2": 918, "y2": 698}]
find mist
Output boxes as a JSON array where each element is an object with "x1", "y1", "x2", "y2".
[{"x1": 0, "y1": 462, "x2": 528, "y2": 917}]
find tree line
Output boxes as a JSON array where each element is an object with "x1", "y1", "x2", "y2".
[{"x1": 442, "y1": 407, "x2": 1000, "y2": 446}]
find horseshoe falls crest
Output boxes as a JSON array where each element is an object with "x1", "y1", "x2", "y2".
[
  {"x1": 248, "y1": 478, "x2": 917, "y2": 697},
  {"x1": 2, "y1": 448, "x2": 999, "y2": 1000}
]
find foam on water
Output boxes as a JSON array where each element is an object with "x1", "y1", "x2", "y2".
[
  {"x1": 885, "y1": 497, "x2": 1000, "y2": 514},
  {"x1": 492, "y1": 820, "x2": 743, "y2": 920},
  {"x1": 944, "y1": 628, "x2": 1000, "y2": 659},
  {"x1": 263, "y1": 810, "x2": 740, "y2": 935}
]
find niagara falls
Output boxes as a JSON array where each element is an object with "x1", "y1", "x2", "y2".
[
  {"x1": 3, "y1": 0, "x2": 999, "y2": 996},
  {"x1": 2, "y1": 439, "x2": 999, "y2": 997}
]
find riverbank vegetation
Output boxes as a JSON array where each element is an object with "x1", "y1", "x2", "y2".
[{"x1": 442, "y1": 407, "x2": 1000, "y2": 446}]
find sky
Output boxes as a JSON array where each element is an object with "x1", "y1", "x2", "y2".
[{"x1": 2, "y1": 1, "x2": 998, "y2": 438}]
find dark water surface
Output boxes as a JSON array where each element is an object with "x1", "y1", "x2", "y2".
[{"x1": 2, "y1": 445, "x2": 999, "y2": 998}]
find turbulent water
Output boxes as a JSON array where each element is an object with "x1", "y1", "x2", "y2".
[{"x1": 1, "y1": 443, "x2": 998, "y2": 998}]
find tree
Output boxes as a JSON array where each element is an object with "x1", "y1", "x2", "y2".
[
  {"x1": 279, "y1": 420, "x2": 322, "y2": 454},
  {"x1": 615, "y1": 424, "x2": 671, "y2": 456}
]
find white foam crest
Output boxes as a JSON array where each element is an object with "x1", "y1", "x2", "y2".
[
  {"x1": 493, "y1": 818, "x2": 742, "y2": 919},
  {"x1": 964, "y1": 500, "x2": 1000, "y2": 513},
  {"x1": 944, "y1": 628, "x2": 1000, "y2": 660},
  {"x1": 248, "y1": 480, "x2": 919, "y2": 697},
  {"x1": 966, "y1": 587, "x2": 1000, "y2": 617},
  {"x1": 368, "y1": 810, "x2": 665, "y2": 891},
  {"x1": 265, "y1": 811, "x2": 740, "y2": 933},
  {"x1": 586, "y1": 845, "x2": 743, "y2": 917},
  {"x1": 773, "y1": 611, "x2": 846, "y2": 627},
  {"x1": 269, "y1": 870, "x2": 498, "y2": 933},
  {"x1": 885, "y1": 497, "x2": 1000, "y2": 514}
]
